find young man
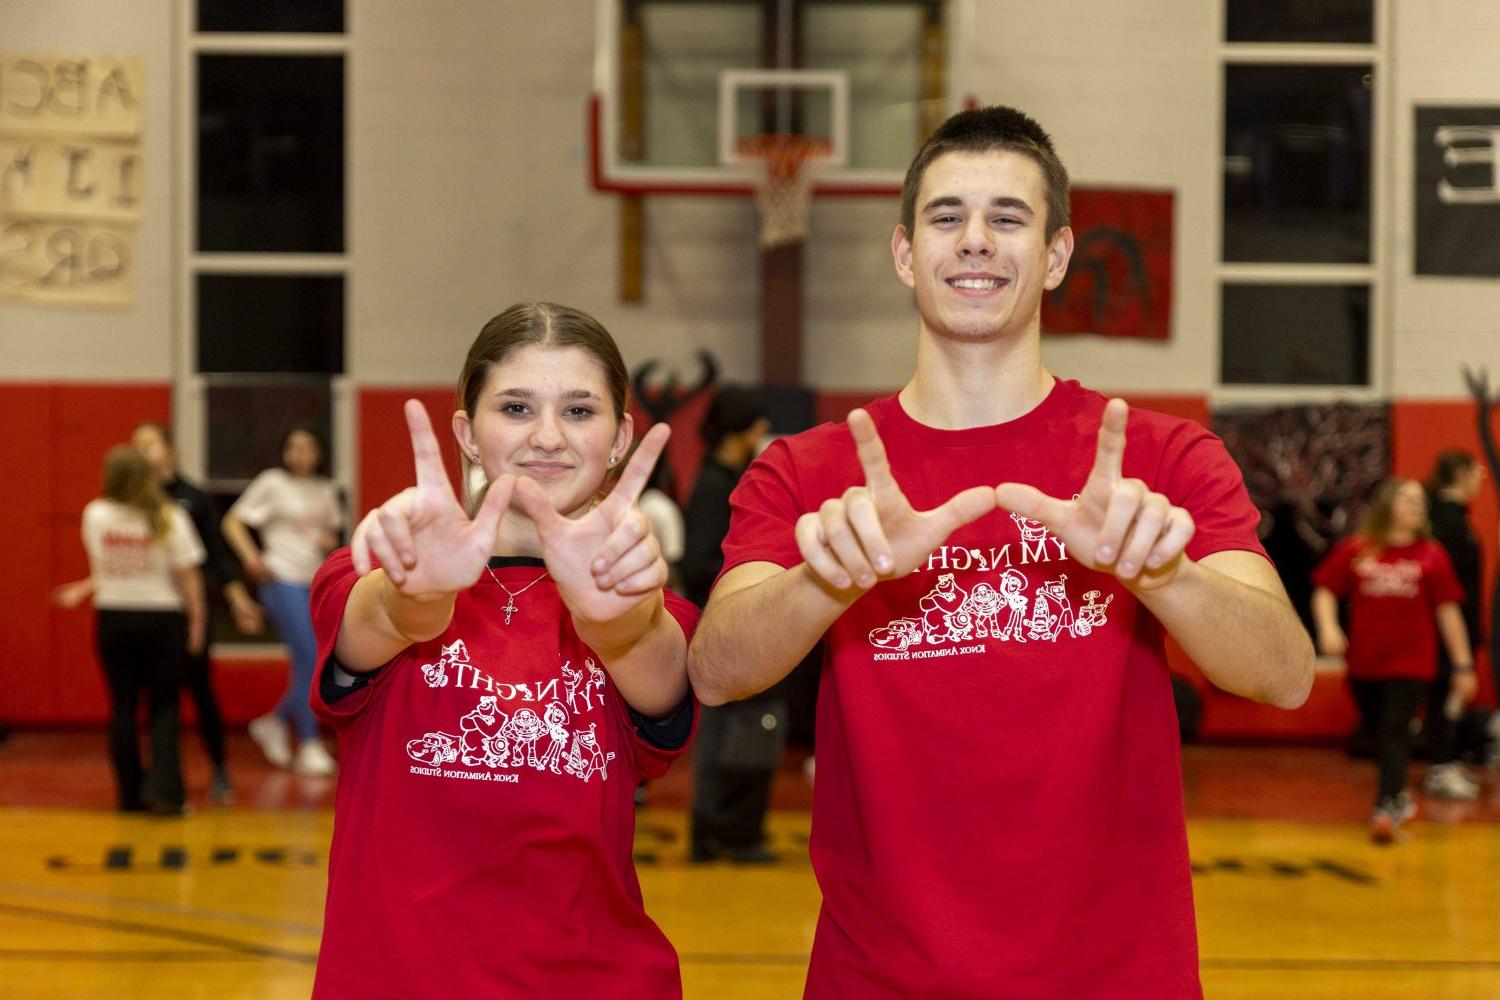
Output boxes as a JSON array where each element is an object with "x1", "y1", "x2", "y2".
[{"x1": 687, "y1": 106, "x2": 1315, "y2": 998}]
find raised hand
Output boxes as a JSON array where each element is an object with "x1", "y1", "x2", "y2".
[
  {"x1": 996, "y1": 398, "x2": 1195, "y2": 590},
  {"x1": 795, "y1": 409, "x2": 997, "y2": 592},
  {"x1": 1462, "y1": 364, "x2": 1490, "y2": 406},
  {"x1": 511, "y1": 422, "x2": 673, "y2": 624},
  {"x1": 350, "y1": 399, "x2": 514, "y2": 596}
]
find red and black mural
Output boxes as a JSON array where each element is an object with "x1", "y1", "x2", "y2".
[{"x1": 1043, "y1": 187, "x2": 1174, "y2": 341}]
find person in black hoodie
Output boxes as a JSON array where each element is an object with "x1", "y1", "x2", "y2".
[
  {"x1": 134, "y1": 423, "x2": 265, "y2": 800},
  {"x1": 1421, "y1": 450, "x2": 1484, "y2": 799},
  {"x1": 682, "y1": 386, "x2": 777, "y2": 862}
]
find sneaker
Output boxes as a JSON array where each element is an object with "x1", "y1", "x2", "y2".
[
  {"x1": 727, "y1": 845, "x2": 780, "y2": 865},
  {"x1": 248, "y1": 714, "x2": 292, "y2": 769},
  {"x1": 1423, "y1": 763, "x2": 1480, "y2": 801},
  {"x1": 1393, "y1": 791, "x2": 1418, "y2": 823},
  {"x1": 208, "y1": 770, "x2": 235, "y2": 805},
  {"x1": 293, "y1": 740, "x2": 337, "y2": 777},
  {"x1": 1368, "y1": 806, "x2": 1398, "y2": 845}
]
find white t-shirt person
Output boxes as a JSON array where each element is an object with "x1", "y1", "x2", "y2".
[
  {"x1": 83, "y1": 500, "x2": 205, "y2": 610},
  {"x1": 228, "y1": 469, "x2": 342, "y2": 585}
]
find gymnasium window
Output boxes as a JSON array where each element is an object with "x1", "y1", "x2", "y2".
[
  {"x1": 183, "y1": 8, "x2": 350, "y2": 645},
  {"x1": 1218, "y1": 0, "x2": 1382, "y2": 392}
]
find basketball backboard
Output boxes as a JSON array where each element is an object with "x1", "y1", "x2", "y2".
[{"x1": 590, "y1": 0, "x2": 973, "y2": 197}]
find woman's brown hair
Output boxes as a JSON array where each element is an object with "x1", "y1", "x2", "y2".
[{"x1": 102, "y1": 445, "x2": 173, "y2": 541}]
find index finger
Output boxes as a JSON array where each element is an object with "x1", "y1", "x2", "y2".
[
  {"x1": 848, "y1": 409, "x2": 896, "y2": 493},
  {"x1": 404, "y1": 399, "x2": 453, "y2": 494},
  {"x1": 605, "y1": 422, "x2": 671, "y2": 514},
  {"x1": 1091, "y1": 398, "x2": 1129, "y2": 484}
]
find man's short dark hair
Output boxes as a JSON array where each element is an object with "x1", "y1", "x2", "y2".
[{"x1": 899, "y1": 105, "x2": 1071, "y2": 240}]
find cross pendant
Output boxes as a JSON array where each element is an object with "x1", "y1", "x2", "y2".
[{"x1": 502, "y1": 595, "x2": 518, "y2": 625}]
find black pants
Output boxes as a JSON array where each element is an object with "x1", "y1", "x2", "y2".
[
  {"x1": 182, "y1": 643, "x2": 226, "y2": 771},
  {"x1": 1348, "y1": 678, "x2": 1425, "y2": 805},
  {"x1": 96, "y1": 610, "x2": 186, "y2": 810},
  {"x1": 691, "y1": 700, "x2": 786, "y2": 852},
  {"x1": 1423, "y1": 649, "x2": 1460, "y2": 766}
]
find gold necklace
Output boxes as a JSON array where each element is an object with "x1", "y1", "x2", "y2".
[{"x1": 484, "y1": 566, "x2": 550, "y2": 626}]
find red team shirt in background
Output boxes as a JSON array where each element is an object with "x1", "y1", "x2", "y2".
[
  {"x1": 720, "y1": 379, "x2": 1267, "y2": 1000},
  {"x1": 307, "y1": 550, "x2": 699, "y2": 998},
  {"x1": 1312, "y1": 538, "x2": 1462, "y2": 681}
]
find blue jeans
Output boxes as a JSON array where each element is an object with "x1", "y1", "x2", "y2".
[{"x1": 259, "y1": 579, "x2": 320, "y2": 741}]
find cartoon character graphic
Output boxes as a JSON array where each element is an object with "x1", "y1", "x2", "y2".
[
  {"x1": 870, "y1": 617, "x2": 925, "y2": 650},
  {"x1": 420, "y1": 638, "x2": 469, "y2": 688},
  {"x1": 563, "y1": 723, "x2": 616, "y2": 783},
  {"x1": 1025, "y1": 594, "x2": 1056, "y2": 641},
  {"x1": 458, "y1": 695, "x2": 507, "y2": 767},
  {"x1": 562, "y1": 661, "x2": 588, "y2": 714},
  {"x1": 919, "y1": 573, "x2": 972, "y2": 643},
  {"x1": 406, "y1": 731, "x2": 460, "y2": 766},
  {"x1": 964, "y1": 582, "x2": 1003, "y2": 638},
  {"x1": 1030, "y1": 575, "x2": 1077, "y2": 641},
  {"x1": 584, "y1": 659, "x2": 606, "y2": 710},
  {"x1": 1010, "y1": 510, "x2": 1051, "y2": 544},
  {"x1": 506, "y1": 708, "x2": 547, "y2": 770},
  {"x1": 537, "y1": 701, "x2": 571, "y2": 773},
  {"x1": 1074, "y1": 589, "x2": 1114, "y2": 637},
  {"x1": 997, "y1": 568, "x2": 1030, "y2": 642}
]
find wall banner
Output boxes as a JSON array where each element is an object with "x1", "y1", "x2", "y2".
[{"x1": 1415, "y1": 106, "x2": 1500, "y2": 277}]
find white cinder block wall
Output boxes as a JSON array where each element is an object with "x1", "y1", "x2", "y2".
[
  {"x1": 1388, "y1": 0, "x2": 1500, "y2": 398},
  {"x1": 3, "y1": 0, "x2": 1498, "y2": 398}
]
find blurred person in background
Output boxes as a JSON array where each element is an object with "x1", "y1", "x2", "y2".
[
  {"x1": 223, "y1": 426, "x2": 343, "y2": 777},
  {"x1": 55, "y1": 446, "x2": 206, "y2": 814},
  {"x1": 1421, "y1": 450, "x2": 1484, "y2": 798},
  {"x1": 682, "y1": 385, "x2": 780, "y2": 863},
  {"x1": 638, "y1": 453, "x2": 686, "y2": 593},
  {"x1": 1313, "y1": 478, "x2": 1476, "y2": 843},
  {"x1": 134, "y1": 422, "x2": 264, "y2": 802}
]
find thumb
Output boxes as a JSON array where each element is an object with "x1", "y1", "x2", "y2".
[
  {"x1": 929, "y1": 485, "x2": 998, "y2": 536},
  {"x1": 995, "y1": 482, "x2": 1072, "y2": 528},
  {"x1": 470, "y1": 473, "x2": 515, "y2": 547},
  {"x1": 512, "y1": 476, "x2": 565, "y2": 535}
]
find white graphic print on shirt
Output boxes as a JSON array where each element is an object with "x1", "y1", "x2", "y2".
[
  {"x1": 405, "y1": 644, "x2": 617, "y2": 785},
  {"x1": 867, "y1": 515, "x2": 1116, "y2": 660},
  {"x1": 1354, "y1": 558, "x2": 1422, "y2": 599}
]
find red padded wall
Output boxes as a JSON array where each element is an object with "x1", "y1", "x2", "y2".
[{"x1": 0, "y1": 383, "x2": 172, "y2": 723}]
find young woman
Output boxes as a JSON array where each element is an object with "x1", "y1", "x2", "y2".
[
  {"x1": 1312, "y1": 478, "x2": 1477, "y2": 843},
  {"x1": 69, "y1": 446, "x2": 207, "y2": 813},
  {"x1": 307, "y1": 302, "x2": 697, "y2": 996},
  {"x1": 223, "y1": 427, "x2": 343, "y2": 776}
]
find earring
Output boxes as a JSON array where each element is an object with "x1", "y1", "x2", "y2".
[
  {"x1": 470, "y1": 453, "x2": 481, "y2": 463},
  {"x1": 608, "y1": 455, "x2": 618, "y2": 466}
]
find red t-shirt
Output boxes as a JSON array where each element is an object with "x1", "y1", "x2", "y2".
[
  {"x1": 720, "y1": 381, "x2": 1266, "y2": 999},
  {"x1": 308, "y1": 549, "x2": 699, "y2": 998},
  {"x1": 1311, "y1": 537, "x2": 1462, "y2": 681}
]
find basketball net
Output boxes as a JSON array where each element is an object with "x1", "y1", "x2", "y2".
[{"x1": 738, "y1": 134, "x2": 831, "y2": 250}]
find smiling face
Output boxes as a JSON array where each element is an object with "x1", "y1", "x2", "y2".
[
  {"x1": 892, "y1": 150, "x2": 1073, "y2": 345},
  {"x1": 455, "y1": 344, "x2": 631, "y2": 519}
]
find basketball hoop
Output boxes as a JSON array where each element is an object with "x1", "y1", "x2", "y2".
[{"x1": 737, "y1": 134, "x2": 832, "y2": 249}]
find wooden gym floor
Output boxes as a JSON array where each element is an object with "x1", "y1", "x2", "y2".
[{"x1": 2, "y1": 733, "x2": 1498, "y2": 999}]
